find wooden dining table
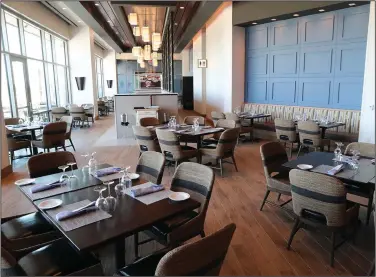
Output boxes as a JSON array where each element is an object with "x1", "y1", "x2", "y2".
[
  {"x1": 238, "y1": 113, "x2": 272, "y2": 126},
  {"x1": 17, "y1": 164, "x2": 200, "y2": 274}
]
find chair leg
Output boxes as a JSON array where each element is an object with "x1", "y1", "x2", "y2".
[
  {"x1": 231, "y1": 154, "x2": 238, "y2": 172},
  {"x1": 297, "y1": 145, "x2": 303, "y2": 157},
  {"x1": 260, "y1": 190, "x2": 270, "y2": 211},
  {"x1": 200, "y1": 230, "x2": 206, "y2": 238},
  {"x1": 290, "y1": 143, "x2": 293, "y2": 158},
  {"x1": 330, "y1": 232, "x2": 336, "y2": 267},
  {"x1": 277, "y1": 193, "x2": 281, "y2": 201},
  {"x1": 287, "y1": 218, "x2": 301, "y2": 250},
  {"x1": 69, "y1": 138, "x2": 76, "y2": 151},
  {"x1": 219, "y1": 159, "x2": 223, "y2": 177},
  {"x1": 174, "y1": 161, "x2": 178, "y2": 171},
  {"x1": 47, "y1": 148, "x2": 50, "y2": 153},
  {"x1": 134, "y1": 233, "x2": 139, "y2": 260},
  {"x1": 62, "y1": 146, "x2": 66, "y2": 151}
]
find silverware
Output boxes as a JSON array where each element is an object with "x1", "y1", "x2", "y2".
[{"x1": 72, "y1": 201, "x2": 96, "y2": 213}]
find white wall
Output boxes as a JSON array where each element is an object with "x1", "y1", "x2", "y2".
[
  {"x1": 192, "y1": 30, "x2": 206, "y2": 115},
  {"x1": 359, "y1": 2, "x2": 375, "y2": 144},
  {"x1": 232, "y1": 26, "x2": 245, "y2": 112},
  {"x1": 4, "y1": 1, "x2": 70, "y2": 39},
  {"x1": 181, "y1": 47, "x2": 193, "y2": 76},
  {"x1": 94, "y1": 43, "x2": 104, "y2": 58},
  {"x1": 103, "y1": 50, "x2": 118, "y2": 96}
]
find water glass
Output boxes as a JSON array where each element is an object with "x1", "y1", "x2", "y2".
[
  {"x1": 88, "y1": 152, "x2": 98, "y2": 174},
  {"x1": 67, "y1": 162, "x2": 78, "y2": 179},
  {"x1": 58, "y1": 165, "x2": 70, "y2": 184},
  {"x1": 105, "y1": 181, "x2": 117, "y2": 212},
  {"x1": 94, "y1": 186, "x2": 107, "y2": 211},
  {"x1": 334, "y1": 142, "x2": 344, "y2": 160},
  {"x1": 115, "y1": 166, "x2": 131, "y2": 196},
  {"x1": 81, "y1": 153, "x2": 90, "y2": 172}
]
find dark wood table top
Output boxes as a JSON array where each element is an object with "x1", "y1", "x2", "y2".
[
  {"x1": 34, "y1": 182, "x2": 200, "y2": 251},
  {"x1": 293, "y1": 120, "x2": 346, "y2": 129},
  {"x1": 283, "y1": 152, "x2": 375, "y2": 185},
  {"x1": 5, "y1": 123, "x2": 46, "y2": 132},
  {"x1": 238, "y1": 113, "x2": 272, "y2": 120},
  {"x1": 151, "y1": 125, "x2": 223, "y2": 137}
]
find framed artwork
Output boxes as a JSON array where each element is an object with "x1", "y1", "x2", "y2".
[{"x1": 198, "y1": 59, "x2": 207, "y2": 68}]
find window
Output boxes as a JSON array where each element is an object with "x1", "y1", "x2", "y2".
[
  {"x1": 54, "y1": 37, "x2": 66, "y2": 65},
  {"x1": 1, "y1": 54, "x2": 12, "y2": 118},
  {"x1": 46, "y1": 63, "x2": 57, "y2": 107},
  {"x1": 23, "y1": 22, "x2": 43, "y2": 60},
  {"x1": 27, "y1": 59, "x2": 47, "y2": 112},
  {"x1": 4, "y1": 12, "x2": 21, "y2": 55},
  {"x1": 56, "y1": 65, "x2": 67, "y2": 107},
  {"x1": 44, "y1": 33, "x2": 53, "y2": 62},
  {"x1": 95, "y1": 56, "x2": 104, "y2": 98}
]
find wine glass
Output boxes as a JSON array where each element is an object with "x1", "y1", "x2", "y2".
[
  {"x1": 115, "y1": 166, "x2": 130, "y2": 196},
  {"x1": 334, "y1": 142, "x2": 344, "y2": 160},
  {"x1": 67, "y1": 162, "x2": 78, "y2": 179},
  {"x1": 105, "y1": 181, "x2": 117, "y2": 212},
  {"x1": 88, "y1": 152, "x2": 97, "y2": 174},
  {"x1": 94, "y1": 186, "x2": 107, "y2": 211},
  {"x1": 58, "y1": 165, "x2": 70, "y2": 184},
  {"x1": 18, "y1": 118, "x2": 24, "y2": 126}
]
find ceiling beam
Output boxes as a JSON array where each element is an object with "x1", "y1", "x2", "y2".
[{"x1": 111, "y1": 1, "x2": 177, "y2": 7}]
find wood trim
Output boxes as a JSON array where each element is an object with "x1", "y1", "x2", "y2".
[{"x1": 1, "y1": 164, "x2": 12, "y2": 179}]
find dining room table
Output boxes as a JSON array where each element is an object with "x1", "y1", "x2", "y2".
[
  {"x1": 283, "y1": 151, "x2": 375, "y2": 224},
  {"x1": 16, "y1": 163, "x2": 200, "y2": 274},
  {"x1": 293, "y1": 120, "x2": 346, "y2": 139},
  {"x1": 238, "y1": 112, "x2": 272, "y2": 126}
]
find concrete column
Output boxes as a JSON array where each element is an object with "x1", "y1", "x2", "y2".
[{"x1": 181, "y1": 47, "x2": 193, "y2": 77}]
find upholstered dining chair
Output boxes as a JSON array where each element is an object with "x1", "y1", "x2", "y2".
[
  {"x1": 51, "y1": 107, "x2": 67, "y2": 122},
  {"x1": 134, "y1": 162, "x2": 215, "y2": 259},
  {"x1": 28, "y1": 151, "x2": 77, "y2": 178},
  {"x1": 183, "y1": 116, "x2": 205, "y2": 126},
  {"x1": 97, "y1": 100, "x2": 107, "y2": 116},
  {"x1": 140, "y1": 117, "x2": 160, "y2": 127},
  {"x1": 344, "y1": 142, "x2": 375, "y2": 158},
  {"x1": 1, "y1": 240, "x2": 103, "y2": 276},
  {"x1": 7, "y1": 138, "x2": 32, "y2": 164},
  {"x1": 156, "y1": 129, "x2": 199, "y2": 169},
  {"x1": 59, "y1": 116, "x2": 75, "y2": 151},
  {"x1": 211, "y1": 111, "x2": 225, "y2": 125},
  {"x1": 275, "y1": 118, "x2": 300, "y2": 158},
  {"x1": 200, "y1": 128, "x2": 240, "y2": 177},
  {"x1": 297, "y1": 121, "x2": 330, "y2": 156},
  {"x1": 136, "y1": 151, "x2": 166, "y2": 184},
  {"x1": 202, "y1": 119, "x2": 236, "y2": 146},
  {"x1": 288, "y1": 169, "x2": 359, "y2": 266},
  {"x1": 31, "y1": 122, "x2": 67, "y2": 152},
  {"x1": 224, "y1": 113, "x2": 253, "y2": 142},
  {"x1": 121, "y1": 223, "x2": 235, "y2": 276},
  {"x1": 132, "y1": 126, "x2": 160, "y2": 155},
  {"x1": 82, "y1": 104, "x2": 94, "y2": 123},
  {"x1": 69, "y1": 106, "x2": 89, "y2": 128},
  {"x1": 259, "y1": 142, "x2": 292, "y2": 211}
]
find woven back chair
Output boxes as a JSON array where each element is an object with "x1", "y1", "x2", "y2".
[
  {"x1": 140, "y1": 117, "x2": 160, "y2": 127},
  {"x1": 31, "y1": 122, "x2": 67, "y2": 151},
  {"x1": 132, "y1": 126, "x2": 160, "y2": 154},
  {"x1": 259, "y1": 142, "x2": 291, "y2": 211},
  {"x1": 69, "y1": 107, "x2": 88, "y2": 127},
  {"x1": 51, "y1": 107, "x2": 67, "y2": 121},
  {"x1": 211, "y1": 111, "x2": 225, "y2": 122},
  {"x1": 136, "y1": 151, "x2": 165, "y2": 184},
  {"x1": 287, "y1": 169, "x2": 359, "y2": 266},
  {"x1": 59, "y1": 116, "x2": 76, "y2": 151},
  {"x1": 224, "y1": 113, "x2": 241, "y2": 126},
  {"x1": 275, "y1": 118, "x2": 298, "y2": 157},
  {"x1": 183, "y1": 116, "x2": 205, "y2": 126},
  {"x1": 28, "y1": 151, "x2": 77, "y2": 178},
  {"x1": 215, "y1": 119, "x2": 236, "y2": 129},
  {"x1": 297, "y1": 121, "x2": 329, "y2": 156},
  {"x1": 345, "y1": 142, "x2": 375, "y2": 158},
  {"x1": 7, "y1": 138, "x2": 31, "y2": 164},
  {"x1": 224, "y1": 113, "x2": 252, "y2": 140}
]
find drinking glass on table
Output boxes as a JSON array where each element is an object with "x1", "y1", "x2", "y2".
[
  {"x1": 18, "y1": 118, "x2": 24, "y2": 125},
  {"x1": 105, "y1": 181, "x2": 117, "y2": 211},
  {"x1": 59, "y1": 165, "x2": 70, "y2": 184},
  {"x1": 94, "y1": 186, "x2": 107, "y2": 211},
  {"x1": 334, "y1": 142, "x2": 344, "y2": 160},
  {"x1": 81, "y1": 153, "x2": 90, "y2": 172},
  {"x1": 67, "y1": 162, "x2": 78, "y2": 179},
  {"x1": 115, "y1": 166, "x2": 131, "y2": 196},
  {"x1": 88, "y1": 152, "x2": 98, "y2": 173}
]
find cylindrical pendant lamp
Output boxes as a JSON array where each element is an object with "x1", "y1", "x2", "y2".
[
  {"x1": 133, "y1": 26, "x2": 140, "y2": 36},
  {"x1": 151, "y1": 52, "x2": 158, "y2": 59},
  {"x1": 152, "y1": 59, "x2": 158, "y2": 67},
  {"x1": 128, "y1": 13, "x2": 138, "y2": 26}
]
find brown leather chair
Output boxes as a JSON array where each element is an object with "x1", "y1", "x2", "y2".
[
  {"x1": 31, "y1": 122, "x2": 67, "y2": 152},
  {"x1": 7, "y1": 138, "x2": 32, "y2": 164},
  {"x1": 140, "y1": 117, "x2": 160, "y2": 127},
  {"x1": 60, "y1": 116, "x2": 76, "y2": 151},
  {"x1": 27, "y1": 151, "x2": 77, "y2": 178}
]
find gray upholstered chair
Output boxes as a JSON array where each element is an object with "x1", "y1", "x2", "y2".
[
  {"x1": 183, "y1": 116, "x2": 205, "y2": 126},
  {"x1": 288, "y1": 169, "x2": 359, "y2": 266},
  {"x1": 344, "y1": 142, "x2": 375, "y2": 158},
  {"x1": 275, "y1": 118, "x2": 299, "y2": 158},
  {"x1": 59, "y1": 116, "x2": 75, "y2": 151},
  {"x1": 135, "y1": 162, "x2": 215, "y2": 259},
  {"x1": 211, "y1": 111, "x2": 225, "y2": 125},
  {"x1": 259, "y1": 142, "x2": 292, "y2": 211},
  {"x1": 7, "y1": 138, "x2": 32, "y2": 164},
  {"x1": 69, "y1": 106, "x2": 89, "y2": 128},
  {"x1": 225, "y1": 113, "x2": 253, "y2": 141},
  {"x1": 136, "y1": 151, "x2": 165, "y2": 184},
  {"x1": 202, "y1": 119, "x2": 236, "y2": 146},
  {"x1": 139, "y1": 117, "x2": 160, "y2": 127},
  {"x1": 200, "y1": 128, "x2": 240, "y2": 177},
  {"x1": 51, "y1": 107, "x2": 67, "y2": 122},
  {"x1": 297, "y1": 121, "x2": 330, "y2": 156},
  {"x1": 121, "y1": 223, "x2": 235, "y2": 276},
  {"x1": 31, "y1": 122, "x2": 67, "y2": 152},
  {"x1": 97, "y1": 100, "x2": 107, "y2": 116},
  {"x1": 156, "y1": 129, "x2": 199, "y2": 169},
  {"x1": 82, "y1": 104, "x2": 94, "y2": 123},
  {"x1": 132, "y1": 126, "x2": 161, "y2": 155}
]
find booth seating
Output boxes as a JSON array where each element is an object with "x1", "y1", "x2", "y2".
[{"x1": 234, "y1": 103, "x2": 360, "y2": 145}]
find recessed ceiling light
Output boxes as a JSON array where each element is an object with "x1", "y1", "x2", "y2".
[
  {"x1": 252, "y1": 22, "x2": 257, "y2": 25},
  {"x1": 348, "y1": 3, "x2": 356, "y2": 6},
  {"x1": 78, "y1": 20, "x2": 82, "y2": 23},
  {"x1": 180, "y1": 6, "x2": 184, "y2": 9},
  {"x1": 95, "y1": 3, "x2": 99, "y2": 6},
  {"x1": 174, "y1": 23, "x2": 178, "y2": 25},
  {"x1": 318, "y1": 9, "x2": 325, "y2": 12},
  {"x1": 62, "y1": 7, "x2": 67, "y2": 10},
  {"x1": 293, "y1": 14, "x2": 299, "y2": 17},
  {"x1": 107, "y1": 20, "x2": 111, "y2": 23},
  {"x1": 271, "y1": 18, "x2": 276, "y2": 21}
]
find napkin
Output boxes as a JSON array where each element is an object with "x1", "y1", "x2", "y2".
[
  {"x1": 30, "y1": 181, "x2": 65, "y2": 193},
  {"x1": 56, "y1": 202, "x2": 97, "y2": 221},
  {"x1": 93, "y1": 167, "x2": 122, "y2": 177},
  {"x1": 327, "y1": 164, "x2": 344, "y2": 176},
  {"x1": 130, "y1": 184, "x2": 164, "y2": 197}
]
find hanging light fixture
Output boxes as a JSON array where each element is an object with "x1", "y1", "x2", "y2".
[
  {"x1": 140, "y1": 60, "x2": 145, "y2": 68},
  {"x1": 144, "y1": 50, "x2": 151, "y2": 61},
  {"x1": 152, "y1": 32, "x2": 161, "y2": 45},
  {"x1": 137, "y1": 56, "x2": 143, "y2": 64},
  {"x1": 133, "y1": 26, "x2": 140, "y2": 37},
  {"x1": 142, "y1": 27, "x2": 150, "y2": 42},
  {"x1": 151, "y1": 52, "x2": 158, "y2": 59},
  {"x1": 152, "y1": 59, "x2": 158, "y2": 67},
  {"x1": 132, "y1": 46, "x2": 141, "y2": 57},
  {"x1": 144, "y1": 45, "x2": 151, "y2": 55},
  {"x1": 128, "y1": 13, "x2": 138, "y2": 26}
]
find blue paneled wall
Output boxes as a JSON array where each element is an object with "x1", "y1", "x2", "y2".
[{"x1": 245, "y1": 5, "x2": 369, "y2": 110}]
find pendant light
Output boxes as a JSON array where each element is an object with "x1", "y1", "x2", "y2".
[
  {"x1": 144, "y1": 45, "x2": 151, "y2": 55},
  {"x1": 128, "y1": 13, "x2": 138, "y2": 26},
  {"x1": 144, "y1": 50, "x2": 151, "y2": 61},
  {"x1": 152, "y1": 59, "x2": 158, "y2": 67},
  {"x1": 140, "y1": 60, "x2": 145, "y2": 68},
  {"x1": 137, "y1": 56, "x2": 143, "y2": 64},
  {"x1": 133, "y1": 26, "x2": 140, "y2": 37},
  {"x1": 141, "y1": 8, "x2": 150, "y2": 42},
  {"x1": 151, "y1": 52, "x2": 158, "y2": 59},
  {"x1": 132, "y1": 46, "x2": 141, "y2": 57}
]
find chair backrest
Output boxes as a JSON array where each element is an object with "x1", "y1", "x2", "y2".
[
  {"x1": 297, "y1": 121, "x2": 321, "y2": 147},
  {"x1": 275, "y1": 118, "x2": 297, "y2": 142},
  {"x1": 289, "y1": 169, "x2": 347, "y2": 227},
  {"x1": 4, "y1": 118, "x2": 20, "y2": 125},
  {"x1": 260, "y1": 142, "x2": 289, "y2": 185},
  {"x1": 211, "y1": 111, "x2": 225, "y2": 121},
  {"x1": 344, "y1": 142, "x2": 375, "y2": 158},
  {"x1": 224, "y1": 113, "x2": 241, "y2": 124},
  {"x1": 132, "y1": 126, "x2": 160, "y2": 152},
  {"x1": 136, "y1": 151, "x2": 165, "y2": 184},
  {"x1": 51, "y1": 107, "x2": 67, "y2": 121},
  {"x1": 69, "y1": 107, "x2": 86, "y2": 120},
  {"x1": 42, "y1": 121, "x2": 67, "y2": 148},
  {"x1": 59, "y1": 116, "x2": 73, "y2": 136},
  {"x1": 171, "y1": 162, "x2": 215, "y2": 222},
  {"x1": 28, "y1": 151, "x2": 77, "y2": 178},
  {"x1": 155, "y1": 223, "x2": 236, "y2": 276},
  {"x1": 156, "y1": 129, "x2": 185, "y2": 160},
  {"x1": 97, "y1": 100, "x2": 105, "y2": 106},
  {"x1": 215, "y1": 119, "x2": 236, "y2": 129},
  {"x1": 214, "y1": 128, "x2": 240, "y2": 158},
  {"x1": 183, "y1": 116, "x2": 205, "y2": 126},
  {"x1": 139, "y1": 117, "x2": 160, "y2": 127}
]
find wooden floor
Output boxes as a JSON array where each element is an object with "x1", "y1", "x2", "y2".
[{"x1": 2, "y1": 110, "x2": 374, "y2": 276}]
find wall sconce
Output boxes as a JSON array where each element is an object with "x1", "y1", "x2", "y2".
[
  {"x1": 75, "y1": 77, "x2": 85, "y2": 90},
  {"x1": 107, "y1": 80, "x2": 113, "y2": 88}
]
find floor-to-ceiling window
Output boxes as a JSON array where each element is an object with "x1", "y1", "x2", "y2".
[
  {"x1": 95, "y1": 56, "x2": 104, "y2": 98},
  {"x1": 1, "y1": 9, "x2": 71, "y2": 119}
]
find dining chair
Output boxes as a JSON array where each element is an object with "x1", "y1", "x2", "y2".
[
  {"x1": 27, "y1": 151, "x2": 78, "y2": 178},
  {"x1": 297, "y1": 121, "x2": 330, "y2": 156},
  {"x1": 69, "y1": 106, "x2": 89, "y2": 128},
  {"x1": 288, "y1": 169, "x2": 359, "y2": 267},
  {"x1": 156, "y1": 129, "x2": 199, "y2": 169},
  {"x1": 31, "y1": 122, "x2": 67, "y2": 153},
  {"x1": 224, "y1": 113, "x2": 253, "y2": 142},
  {"x1": 367, "y1": 192, "x2": 375, "y2": 276},
  {"x1": 200, "y1": 128, "x2": 240, "y2": 177},
  {"x1": 132, "y1": 126, "x2": 161, "y2": 155},
  {"x1": 121, "y1": 223, "x2": 235, "y2": 276},
  {"x1": 259, "y1": 141, "x2": 292, "y2": 211},
  {"x1": 202, "y1": 119, "x2": 236, "y2": 146},
  {"x1": 7, "y1": 138, "x2": 32, "y2": 164},
  {"x1": 4, "y1": 118, "x2": 32, "y2": 140},
  {"x1": 59, "y1": 116, "x2": 76, "y2": 151},
  {"x1": 1, "y1": 239, "x2": 103, "y2": 276},
  {"x1": 82, "y1": 104, "x2": 94, "y2": 123},
  {"x1": 51, "y1": 107, "x2": 67, "y2": 122},
  {"x1": 140, "y1": 117, "x2": 160, "y2": 127},
  {"x1": 134, "y1": 162, "x2": 215, "y2": 259},
  {"x1": 136, "y1": 151, "x2": 166, "y2": 184},
  {"x1": 97, "y1": 100, "x2": 107, "y2": 116},
  {"x1": 183, "y1": 116, "x2": 205, "y2": 125},
  {"x1": 211, "y1": 111, "x2": 225, "y2": 124},
  {"x1": 275, "y1": 118, "x2": 300, "y2": 158},
  {"x1": 344, "y1": 142, "x2": 375, "y2": 158}
]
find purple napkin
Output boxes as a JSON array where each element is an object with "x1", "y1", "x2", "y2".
[
  {"x1": 130, "y1": 184, "x2": 164, "y2": 197},
  {"x1": 30, "y1": 181, "x2": 65, "y2": 193},
  {"x1": 93, "y1": 167, "x2": 122, "y2": 177},
  {"x1": 327, "y1": 164, "x2": 344, "y2": 176},
  {"x1": 56, "y1": 202, "x2": 97, "y2": 221}
]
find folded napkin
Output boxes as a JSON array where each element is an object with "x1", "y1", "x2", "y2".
[
  {"x1": 327, "y1": 164, "x2": 344, "y2": 176},
  {"x1": 130, "y1": 184, "x2": 164, "y2": 197},
  {"x1": 56, "y1": 202, "x2": 97, "y2": 221},
  {"x1": 31, "y1": 181, "x2": 65, "y2": 193},
  {"x1": 93, "y1": 167, "x2": 122, "y2": 177}
]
